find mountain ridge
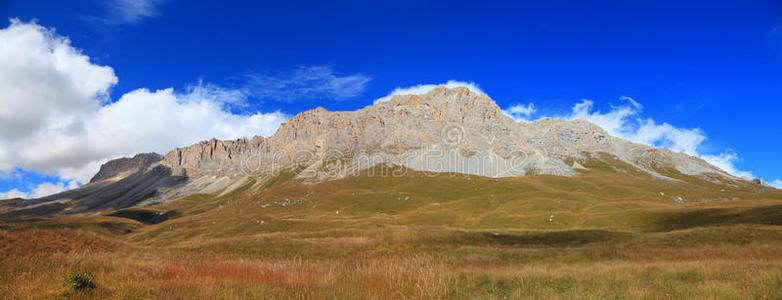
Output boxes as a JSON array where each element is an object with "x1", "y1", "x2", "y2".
[
  {"x1": 1, "y1": 86, "x2": 754, "y2": 215},
  {"x1": 158, "y1": 86, "x2": 730, "y2": 181}
]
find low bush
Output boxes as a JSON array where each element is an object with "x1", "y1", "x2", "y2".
[{"x1": 64, "y1": 270, "x2": 96, "y2": 291}]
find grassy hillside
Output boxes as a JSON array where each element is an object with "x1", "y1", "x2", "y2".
[{"x1": 2, "y1": 164, "x2": 782, "y2": 298}]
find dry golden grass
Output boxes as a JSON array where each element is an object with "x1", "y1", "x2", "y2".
[
  {"x1": 2, "y1": 167, "x2": 782, "y2": 298},
  {"x1": 1, "y1": 225, "x2": 782, "y2": 299}
]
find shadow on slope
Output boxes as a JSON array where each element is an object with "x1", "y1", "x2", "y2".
[
  {"x1": 650, "y1": 204, "x2": 782, "y2": 232},
  {"x1": 426, "y1": 229, "x2": 637, "y2": 248},
  {"x1": 108, "y1": 208, "x2": 182, "y2": 224}
]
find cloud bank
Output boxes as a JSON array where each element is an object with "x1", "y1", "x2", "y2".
[{"x1": 0, "y1": 19, "x2": 289, "y2": 197}]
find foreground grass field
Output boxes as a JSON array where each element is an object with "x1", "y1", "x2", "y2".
[{"x1": 2, "y1": 166, "x2": 782, "y2": 298}]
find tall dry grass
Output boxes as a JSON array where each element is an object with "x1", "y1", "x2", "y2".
[{"x1": 2, "y1": 228, "x2": 782, "y2": 299}]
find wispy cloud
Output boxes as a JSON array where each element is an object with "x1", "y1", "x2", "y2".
[
  {"x1": 767, "y1": 23, "x2": 782, "y2": 57},
  {"x1": 770, "y1": 180, "x2": 782, "y2": 189},
  {"x1": 96, "y1": 0, "x2": 166, "y2": 25},
  {"x1": 245, "y1": 66, "x2": 371, "y2": 102}
]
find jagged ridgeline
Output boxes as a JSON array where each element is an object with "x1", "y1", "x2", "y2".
[{"x1": 0, "y1": 87, "x2": 766, "y2": 215}]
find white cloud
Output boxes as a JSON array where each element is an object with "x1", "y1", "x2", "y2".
[
  {"x1": 631, "y1": 120, "x2": 706, "y2": 156},
  {"x1": 0, "y1": 19, "x2": 116, "y2": 142},
  {"x1": 374, "y1": 80, "x2": 485, "y2": 104},
  {"x1": 0, "y1": 19, "x2": 290, "y2": 197},
  {"x1": 558, "y1": 97, "x2": 758, "y2": 178},
  {"x1": 503, "y1": 103, "x2": 537, "y2": 122},
  {"x1": 245, "y1": 65, "x2": 371, "y2": 102},
  {"x1": 0, "y1": 188, "x2": 28, "y2": 200},
  {"x1": 566, "y1": 97, "x2": 707, "y2": 156},
  {"x1": 30, "y1": 180, "x2": 80, "y2": 198},
  {"x1": 102, "y1": 0, "x2": 165, "y2": 25},
  {"x1": 17, "y1": 86, "x2": 290, "y2": 184},
  {"x1": 770, "y1": 180, "x2": 782, "y2": 189}
]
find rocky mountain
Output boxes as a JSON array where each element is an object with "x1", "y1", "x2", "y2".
[{"x1": 1, "y1": 87, "x2": 750, "y2": 215}]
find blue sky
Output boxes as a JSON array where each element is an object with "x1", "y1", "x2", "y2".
[{"x1": 1, "y1": 0, "x2": 781, "y2": 197}]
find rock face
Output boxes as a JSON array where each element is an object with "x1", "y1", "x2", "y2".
[
  {"x1": 162, "y1": 137, "x2": 266, "y2": 177},
  {"x1": 3, "y1": 86, "x2": 745, "y2": 214},
  {"x1": 159, "y1": 86, "x2": 731, "y2": 181}
]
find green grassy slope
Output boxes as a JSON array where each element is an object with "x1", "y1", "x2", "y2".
[{"x1": 4, "y1": 160, "x2": 780, "y2": 246}]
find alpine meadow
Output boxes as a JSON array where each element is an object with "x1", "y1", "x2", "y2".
[{"x1": 2, "y1": 1, "x2": 782, "y2": 299}]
